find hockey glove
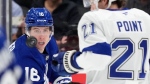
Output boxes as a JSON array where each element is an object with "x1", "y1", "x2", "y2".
[{"x1": 51, "y1": 50, "x2": 83, "y2": 76}]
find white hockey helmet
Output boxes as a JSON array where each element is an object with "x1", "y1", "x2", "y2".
[{"x1": 83, "y1": 0, "x2": 117, "y2": 9}]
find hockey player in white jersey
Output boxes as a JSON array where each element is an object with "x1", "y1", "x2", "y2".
[{"x1": 51, "y1": 0, "x2": 150, "y2": 84}]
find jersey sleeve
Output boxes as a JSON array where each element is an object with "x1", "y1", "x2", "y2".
[
  {"x1": 0, "y1": 47, "x2": 25, "y2": 84},
  {"x1": 76, "y1": 12, "x2": 111, "y2": 71},
  {"x1": 46, "y1": 36, "x2": 60, "y2": 83},
  {"x1": 47, "y1": 36, "x2": 72, "y2": 83}
]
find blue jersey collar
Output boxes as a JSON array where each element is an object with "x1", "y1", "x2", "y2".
[{"x1": 107, "y1": 8, "x2": 129, "y2": 11}]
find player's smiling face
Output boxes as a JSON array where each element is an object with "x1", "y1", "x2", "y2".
[{"x1": 30, "y1": 26, "x2": 52, "y2": 53}]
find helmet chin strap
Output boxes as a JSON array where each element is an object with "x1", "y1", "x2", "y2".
[
  {"x1": 106, "y1": 0, "x2": 116, "y2": 9},
  {"x1": 90, "y1": 0, "x2": 99, "y2": 10},
  {"x1": 26, "y1": 30, "x2": 30, "y2": 37},
  {"x1": 49, "y1": 26, "x2": 54, "y2": 41}
]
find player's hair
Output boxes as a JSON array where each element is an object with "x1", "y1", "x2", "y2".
[{"x1": 111, "y1": 0, "x2": 127, "y2": 8}]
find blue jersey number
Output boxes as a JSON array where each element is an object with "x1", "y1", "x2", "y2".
[
  {"x1": 82, "y1": 23, "x2": 96, "y2": 39},
  {"x1": 109, "y1": 38, "x2": 148, "y2": 79}
]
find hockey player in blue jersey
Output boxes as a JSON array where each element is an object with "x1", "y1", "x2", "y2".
[
  {"x1": 9, "y1": 8, "x2": 71, "y2": 84},
  {"x1": 0, "y1": 27, "x2": 26, "y2": 84},
  {"x1": 51, "y1": 0, "x2": 150, "y2": 84}
]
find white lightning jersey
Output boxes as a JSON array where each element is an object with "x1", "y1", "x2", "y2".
[{"x1": 76, "y1": 8, "x2": 150, "y2": 84}]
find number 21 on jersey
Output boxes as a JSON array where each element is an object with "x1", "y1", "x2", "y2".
[
  {"x1": 108, "y1": 38, "x2": 148, "y2": 80},
  {"x1": 82, "y1": 23, "x2": 96, "y2": 39}
]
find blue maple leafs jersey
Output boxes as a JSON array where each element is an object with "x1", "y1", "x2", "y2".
[
  {"x1": 9, "y1": 34, "x2": 60, "y2": 84},
  {"x1": 0, "y1": 27, "x2": 25, "y2": 84},
  {"x1": 76, "y1": 8, "x2": 150, "y2": 84},
  {"x1": 0, "y1": 47, "x2": 26, "y2": 84}
]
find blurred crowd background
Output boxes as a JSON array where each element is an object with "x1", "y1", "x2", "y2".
[{"x1": 3, "y1": 0, "x2": 150, "y2": 52}]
